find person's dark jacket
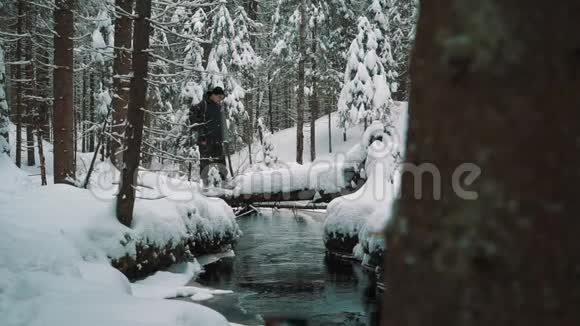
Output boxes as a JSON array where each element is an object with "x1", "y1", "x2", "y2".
[{"x1": 189, "y1": 93, "x2": 227, "y2": 162}]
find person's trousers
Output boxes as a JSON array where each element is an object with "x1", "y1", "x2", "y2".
[{"x1": 199, "y1": 142, "x2": 228, "y2": 186}]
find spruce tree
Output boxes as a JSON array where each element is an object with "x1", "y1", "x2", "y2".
[{"x1": 337, "y1": 17, "x2": 392, "y2": 133}]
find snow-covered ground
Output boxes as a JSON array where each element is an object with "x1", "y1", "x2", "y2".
[
  {"x1": 0, "y1": 153, "x2": 237, "y2": 326},
  {"x1": 230, "y1": 109, "x2": 366, "y2": 170},
  {"x1": 1, "y1": 126, "x2": 243, "y2": 325},
  {"x1": 228, "y1": 102, "x2": 407, "y2": 196}
]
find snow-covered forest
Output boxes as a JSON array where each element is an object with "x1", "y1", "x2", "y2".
[
  {"x1": 2, "y1": 0, "x2": 578, "y2": 325},
  {"x1": 0, "y1": 0, "x2": 418, "y2": 324},
  {"x1": 0, "y1": 0, "x2": 417, "y2": 180}
]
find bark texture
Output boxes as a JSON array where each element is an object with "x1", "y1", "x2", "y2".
[
  {"x1": 111, "y1": 0, "x2": 134, "y2": 166},
  {"x1": 52, "y1": 0, "x2": 75, "y2": 183},
  {"x1": 382, "y1": 1, "x2": 580, "y2": 325},
  {"x1": 14, "y1": 0, "x2": 24, "y2": 167},
  {"x1": 116, "y1": 0, "x2": 151, "y2": 227}
]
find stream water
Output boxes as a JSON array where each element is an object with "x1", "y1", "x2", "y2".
[{"x1": 187, "y1": 209, "x2": 382, "y2": 325}]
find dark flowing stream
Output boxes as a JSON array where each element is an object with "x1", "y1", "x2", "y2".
[{"x1": 188, "y1": 209, "x2": 381, "y2": 325}]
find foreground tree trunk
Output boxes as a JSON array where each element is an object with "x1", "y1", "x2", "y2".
[
  {"x1": 52, "y1": 0, "x2": 75, "y2": 183},
  {"x1": 383, "y1": 1, "x2": 580, "y2": 325},
  {"x1": 111, "y1": 0, "x2": 134, "y2": 166},
  {"x1": 116, "y1": 0, "x2": 151, "y2": 227}
]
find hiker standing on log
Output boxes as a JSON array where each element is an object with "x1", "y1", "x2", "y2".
[{"x1": 189, "y1": 86, "x2": 228, "y2": 186}]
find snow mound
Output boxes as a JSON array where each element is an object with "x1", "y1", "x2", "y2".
[
  {"x1": 0, "y1": 192, "x2": 229, "y2": 326},
  {"x1": 0, "y1": 154, "x2": 237, "y2": 325},
  {"x1": 323, "y1": 103, "x2": 408, "y2": 257},
  {"x1": 0, "y1": 153, "x2": 32, "y2": 198}
]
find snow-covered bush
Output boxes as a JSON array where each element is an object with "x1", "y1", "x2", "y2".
[
  {"x1": 256, "y1": 118, "x2": 279, "y2": 168},
  {"x1": 207, "y1": 166, "x2": 223, "y2": 188},
  {"x1": 91, "y1": 10, "x2": 114, "y2": 66}
]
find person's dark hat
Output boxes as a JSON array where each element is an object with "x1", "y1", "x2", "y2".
[{"x1": 211, "y1": 87, "x2": 225, "y2": 96}]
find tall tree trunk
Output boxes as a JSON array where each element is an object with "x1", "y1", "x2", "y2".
[
  {"x1": 383, "y1": 1, "x2": 580, "y2": 325},
  {"x1": 267, "y1": 70, "x2": 274, "y2": 133},
  {"x1": 0, "y1": 43, "x2": 8, "y2": 155},
  {"x1": 36, "y1": 48, "x2": 50, "y2": 148},
  {"x1": 327, "y1": 96, "x2": 332, "y2": 153},
  {"x1": 309, "y1": 21, "x2": 318, "y2": 162},
  {"x1": 111, "y1": 0, "x2": 134, "y2": 166},
  {"x1": 36, "y1": 124, "x2": 47, "y2": 186},
  {"x1": 53, "y1": 0, "x2": 75, "y2": 184},
  {"x1": 35, "y1": 49, "x2": 48, "y2": 186},
  {"x1": 246, "y1": 91, "x2": 253, "y2": 165},
  {"x1": 246, "y1": 0, "x2": 259, "y2": 165},
  {"x1": 14, "y1": 0, "x2": 24, "y2": 167},
  {"x1": 25, "y1": 29, "x2": 35, "y2": 167},
  {"x1": 116, "y1": 0, "x2": 151, "y2": 227},
  {"x1": 88, "y1": 70, "x2": 95, "y2": 152},
  {"x1": 81, "y1": 65, "x2": 87, "y2": 153},
  {"x1": 296, "y1": 0, "x2": 306, "y2": 164}
]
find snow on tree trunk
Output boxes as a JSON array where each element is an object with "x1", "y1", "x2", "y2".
[
  {"x1": 53, "y1": 0, "x2": 76, "y2": 184},
  {"x1": 116, "y1": 0, "x2": 151, "y2": 227},
  {"x1": 383, "y1": 1, "x2": 580, "y2": 324},
  {"x1": 111, "y1": 0, "x2": 134, "y2": 167}
]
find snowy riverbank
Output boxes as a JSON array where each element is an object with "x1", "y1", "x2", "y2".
[{"x1": 0, "y1": 150, "x2": 242, "y2": 325}]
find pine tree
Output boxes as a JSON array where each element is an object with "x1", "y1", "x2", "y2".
[
  {"x1": 387, "y1": 0, "x2": 418, "y2": 100},
  {"x1": 205, "y1": 1, "x2": 258, "y2": 148},
  {"x1": 368, "y1": 0, "x2": 398, "y2": 94},
  {"x1": 337, "y1": 17, "x2": 392, "y2": 133}
]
